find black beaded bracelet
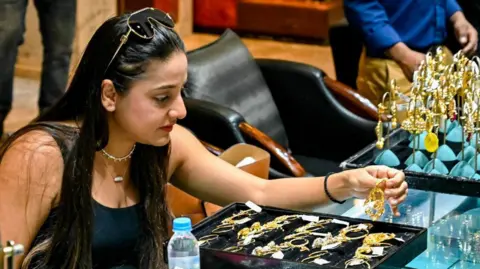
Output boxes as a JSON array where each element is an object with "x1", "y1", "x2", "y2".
[{"x1": 324, "y1": 172, "x2": 346, "y2": 204}]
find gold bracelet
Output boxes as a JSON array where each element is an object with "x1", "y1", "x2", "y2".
[
  {"x1": 212, "y1": 225, "x2": 234, "y2": 234},
  {"x1": 223, "y1": 245, "x2": 244, "y2": 252},
  {"x1": 363, "y1": 233, "x2": 396, "y2": 246},
  {"x1": 198, "y1": 234, "x2": 219, "y2": 246},
  {"x1": 285, "y1": 231, "x2": 311, "y2": 241},
  {"x1": 340, "y1": 224, "x2": 373, "y2": 241},
  {"x1": 301, "y1": 254, "x2": 326, "y2": 263},
  {"x1": 345, "y1": 258, "x2": 371, "y2": 269},
  {"x1": 274, "y1": 214, "x2": 301, "y2": 224},
  {"x1": 310, "y1": 250, "x2": 328, "y2": 257},
  {"x1": 222, "y1": 209, "x2": 255, "y2": 225},
  {"x1": 301, "y1": 250, "x2": 329, "y2": 263},
  {"x1": 286, "y1": 238, "x2": 310, "y2": 252}
]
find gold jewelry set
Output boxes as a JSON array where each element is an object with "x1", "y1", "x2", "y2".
[{"x1": 345, "y1": 232, "x2": 396, "y2": 269}]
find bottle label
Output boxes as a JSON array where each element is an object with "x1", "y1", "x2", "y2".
[{"x1": 168, "y1": 256, "x2": 200, "y2": 269}]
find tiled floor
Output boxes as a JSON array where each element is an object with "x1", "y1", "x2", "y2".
[{"x1": 5, "y1": 33, "x2": 334, "y2": 133}]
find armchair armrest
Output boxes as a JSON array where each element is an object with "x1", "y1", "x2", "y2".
[
  {"x1": 255, "y1": 58, "x2": 376, "y2": 162},
  {"x1": 179, "y1": 98, "x2": 246, "y2": 150},
  {"x1": 323, "y1": 76, "x2": 378, "y2": 121},
  {"x1": 238, "y1": 122, "x2": 306, "y2": 177}
]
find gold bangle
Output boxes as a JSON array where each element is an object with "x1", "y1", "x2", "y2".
[
  {"x1": 309, "y1": 250, "x2": 328, "y2": 257},
  {"x1": 275, "y1": 214, "x2": 300, "y2": 224},
  {"x1": 223, "y1": 245, "x2": 243, "y2": 252},
  {"x1": 284, "y1": 231, "x2": 311, "y2": 241},
  {"x1": 198, "y1": 234, "x2": 219, "y2": 244},
  {"x1": 340, "y1": 224, "x2": 373, "y2": 241},
  {"x1": 363, "y1": 233, "x2": 396, "y2": 246},
  {"x1": 301, "y1": 250, "x2": 329, "y2": 263},
  {"x1": 301, "y1": 255, "x2": 322, "y2": 263},
  {"x1": 345, "y1": 258, "x2": 371, "y2": 269},
  {"x1": 222, "y1": 209, "x2": 255, "y2": 225},
  {"x1": 212, "y1": 225, "x2": 233, "y2": 234},
  {"x1": 287, "y1": 238, "x2": 310, "y2": 252}
]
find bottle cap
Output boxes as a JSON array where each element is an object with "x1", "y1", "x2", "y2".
[{"x1": 173, "y1": 217, "x2": 192, "y2": 232}]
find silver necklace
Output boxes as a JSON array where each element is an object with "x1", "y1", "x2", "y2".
[{"x1": 101, "y1": 144, "x2": 136, "y2": 162}]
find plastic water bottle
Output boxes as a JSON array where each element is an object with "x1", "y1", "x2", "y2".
[{"x1": 167, "y1": 217, "x2": 201, "y2": 269}]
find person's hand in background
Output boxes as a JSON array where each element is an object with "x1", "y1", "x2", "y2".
[
  {"x1": 387, "y1": 42, "x2": 425, "y2": 82},
  {"x1": 451, "y1": 11, "x2": 478, "y2": 56}
]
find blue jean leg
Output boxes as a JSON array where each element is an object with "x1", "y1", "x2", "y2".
[
  {"x1": 34, "y1": 0, "x2": 76, "y2": 112},
  {"x1": 0, "y1": 0, "x2": 28, "y2": 130}
]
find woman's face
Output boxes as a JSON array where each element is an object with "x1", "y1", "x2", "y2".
[{"x1": 108, "y1": 51, "x2": 188, "y2": 147}]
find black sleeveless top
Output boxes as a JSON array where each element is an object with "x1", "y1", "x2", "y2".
[{"x1": 29, "y1": 123, "x2": 142, "y2": 269}]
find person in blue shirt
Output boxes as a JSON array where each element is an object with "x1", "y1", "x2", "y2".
[{"x1": 344, "y1": 0, "x2": 477, "y2": 109}]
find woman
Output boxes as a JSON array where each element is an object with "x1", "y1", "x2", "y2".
[{"x1": 0, "y1": 7, "x2": 408, "y2": 269}]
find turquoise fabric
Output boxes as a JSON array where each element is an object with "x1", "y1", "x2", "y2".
[
  {"x1": 467, "y1": 154, "x2": 480, "y2": 171},
  {"x1": 405, "y1": 163, "x2": 423, "y2": 172},
  {"x1": 405, "y1": 151, "x2": 429, "y2": 168},
  {"x1": 456, "y1": 145, "x2": 476, "y2": 161},
  {"x1": 374, "y1": 149, "x2": 400, "y2": 167},
  {"x1": 434, "y1": 144, "x2": 456, "y2": 161},
  {"x1": 408, "y1": 132, "x2": 427, "y2": 150},
  {"x1": 450, "y1": 161, "x2": 476, "y2": 177},
  {"x1": 446, "y1": 124, "x2": 464, "y2": 143},
  {"x1": 423, "y1": 159, "x2": 449, "y2": 174}
]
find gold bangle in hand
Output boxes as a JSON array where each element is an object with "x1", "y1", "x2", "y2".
[{"x1": 364, "y1": 178, "x2": 387, "y2": 221}]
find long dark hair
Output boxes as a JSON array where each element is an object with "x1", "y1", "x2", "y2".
[{"x1": 0, "y1": 11, "x2": 184, "y2": 269}]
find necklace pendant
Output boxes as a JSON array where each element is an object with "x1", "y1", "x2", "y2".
[{"x1": 114, "y1": 176, "x2": 123, "y2": 182}]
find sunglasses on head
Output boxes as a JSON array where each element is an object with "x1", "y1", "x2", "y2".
[{"x1": 105, "y1": 7, "x2": 175, "y2": 73}]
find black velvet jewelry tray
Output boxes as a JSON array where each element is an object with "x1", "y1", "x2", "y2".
[
  {"x1": 340, "y1": 128, "x2": 480, "y2": 198},
  {"x1": 189, "y1": 203, "x2": 427, "y2": 269}
]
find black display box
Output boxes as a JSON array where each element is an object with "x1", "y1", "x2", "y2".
[
  {"x1": 340, "y1": 128, "x2": 480, "y2": 198},
  {"x1": 190, "y1": 203, "x2": 427, "y2": 269}
]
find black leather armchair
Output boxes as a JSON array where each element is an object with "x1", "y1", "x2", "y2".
[{"x1": 180, "y1": 29, "x2": 376, "y2": 178}]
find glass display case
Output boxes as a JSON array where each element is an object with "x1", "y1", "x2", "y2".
[{"x1": 327, "y1": 189, "x2": 480, "y2": 269}]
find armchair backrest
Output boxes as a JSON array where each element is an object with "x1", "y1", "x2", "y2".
[{"x1": 185, "y1": 29, "x2": 290, "y2": 149}]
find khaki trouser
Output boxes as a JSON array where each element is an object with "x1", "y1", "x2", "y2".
[{"x1": 356, "y1": 47, "x2": 453, "y2": 122}]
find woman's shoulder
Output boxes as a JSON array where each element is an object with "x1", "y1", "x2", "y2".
[
  {"x1": 0, "y1": 121, "x2": 78, "y2": 168},
  {"x1": 0, "y1": 127, "x2": 65, "y2": 202}
]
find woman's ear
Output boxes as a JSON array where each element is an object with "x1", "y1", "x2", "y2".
[{"x1": 101, "y1": 79, "x2": 117, "y2": 112}]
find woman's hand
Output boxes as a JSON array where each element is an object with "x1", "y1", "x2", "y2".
[{"x1": 346, "y1": 165, "x2": 408, "y2": 216}]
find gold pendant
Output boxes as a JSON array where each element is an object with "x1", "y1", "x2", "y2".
[
  {"x1": 364, "y1": 179, "x2": 387, "y2": 221},
  {"x1": 424, "y1": 132, "x2": 439, "y2": 153}
]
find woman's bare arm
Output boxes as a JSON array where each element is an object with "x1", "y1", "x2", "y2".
[
  {"x1": 0, "y1": 131, "x2": 63, "y2": 268},
  {"x1": 169, "y1": 125, "x2": 350, "y2": 210}
]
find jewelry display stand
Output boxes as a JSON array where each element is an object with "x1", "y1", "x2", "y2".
[
  {"x1": 341, "y1": 128, "x2": 480, "y2": 197},
  {"x1": 174, "y1": 203, "x2": 427, "y2": 269}
]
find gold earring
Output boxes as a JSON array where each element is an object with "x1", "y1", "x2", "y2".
[{"x1": 376, "y1": 103, "x2": 385, "y2": 149}]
